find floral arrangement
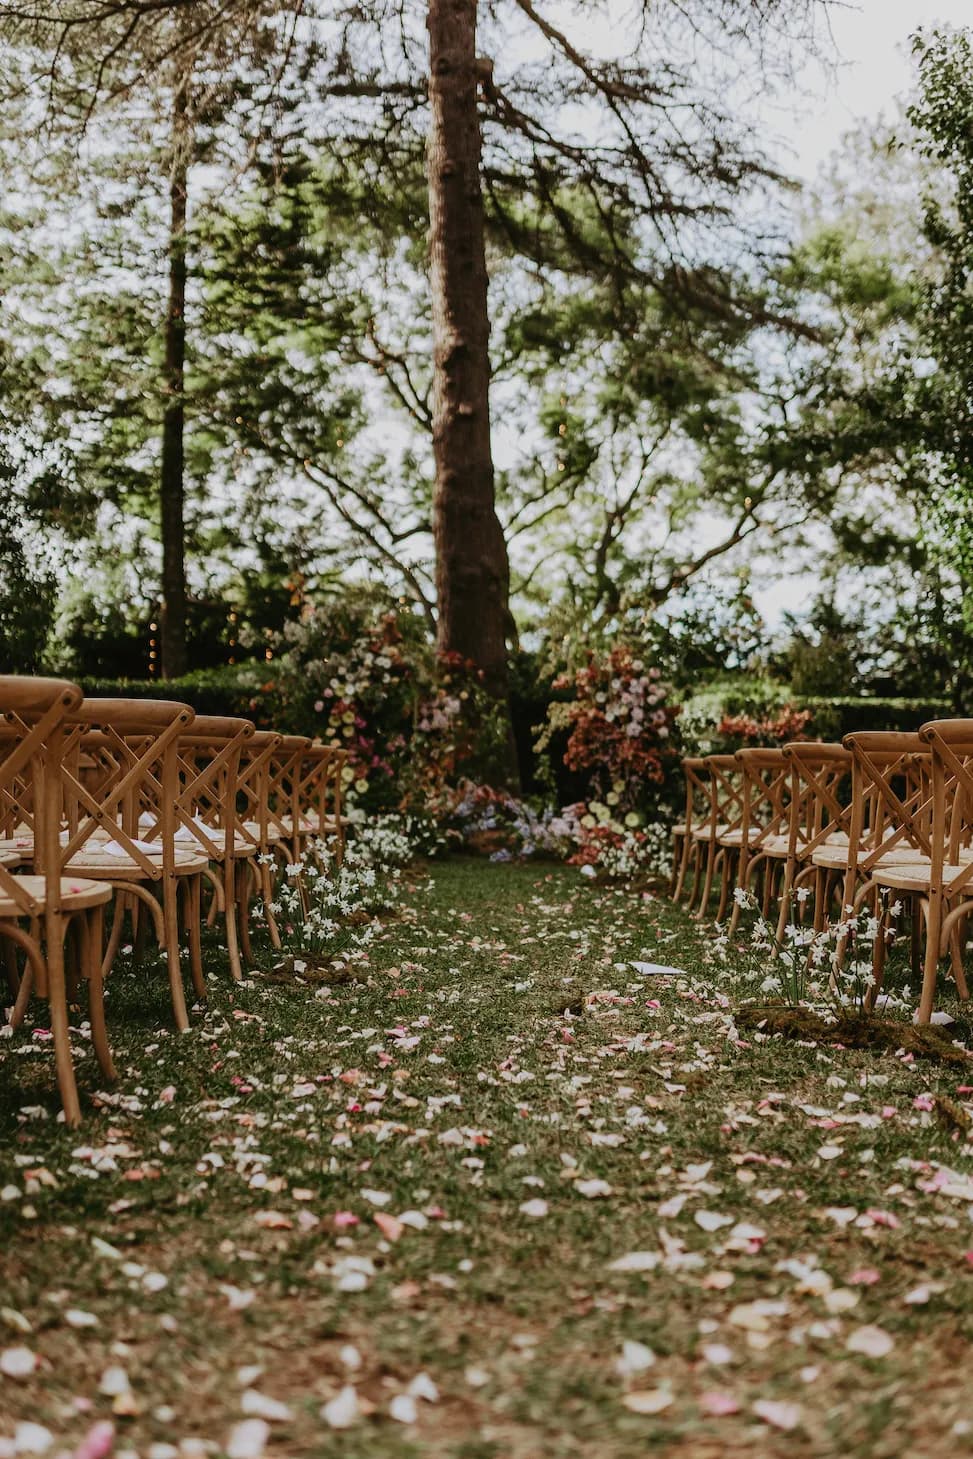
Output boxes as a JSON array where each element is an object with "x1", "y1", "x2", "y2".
[
  {"x1": 717, "y1": 705, "x2": 812, "y2": 747},
  {"x1": 552, "y1": 646, "x2": 679, "y2": 791},
  {"x1": 241, "y1": 595, "x2": 503, "y2": 814}
]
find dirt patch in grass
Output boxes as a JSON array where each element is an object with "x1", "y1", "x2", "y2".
[{"x1": 736, "y1": 1003, "x2": 973, "y2": 1065}]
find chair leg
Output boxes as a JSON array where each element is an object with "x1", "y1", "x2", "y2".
[
  {"x1": 83, "y1": 906, "x2": 116, "y2": 1083},
  {"x1": 224, "y1": 860, "x2": 243, "y2": 982},
  {"x1": 48, "y1": 929, "x2": 82, "y2": 1127},
  {"x1": 687, "y1": 846, "x2": 703, "y2": 912},
  {"x1": 162, "y1": 878, "x2": 190, "y2": 1032},
  {"x1": 696, "y1": 842, "x2": 718, "y2": 919},
  {"x1": 187, "y1": 876, "x2": 206, "y2": 1000},
  {"x1": 716, "y1": 848, "x2": 733, "y2": 924},
  {"x1": 775, "y1": 861, "x2": 796, "y2": 948},
  {"x1": 949, "y1": 920, "x2": 969, "y2": 1001},
  {"x1": 261, "y1": 858, "x2": 281, "y2": 949},
  {"x1": 917, "y1": 892, "x2": 940, "y2": 1025},
  {"x1": 238, "y1": 862, "x2": 253, "y2": 965},
  {"x1": 4, "y1": 934, "x2": 20, "y2": 1001},
  {"x1": 865, "y1": 902, "x2": 889, "y2": 1013},
  {"x1": 101, "y1": 891, "x2": 128, "y2": 977}
]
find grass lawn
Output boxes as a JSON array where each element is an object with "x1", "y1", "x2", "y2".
[{"x1": 2, "y1": 859, "x2": 973, "y2": 1458}]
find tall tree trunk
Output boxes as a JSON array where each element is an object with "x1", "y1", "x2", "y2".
[
  {"x1": 426, "y1": 0, "x2": 519, "y2": 783},
  {"x1": 160, "y1": 79, "x2": 189, "y2": 679}
]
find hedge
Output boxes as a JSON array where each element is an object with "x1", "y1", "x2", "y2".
[
  {"x1": 802, "y1": 696, "x2": 953, "y2": 740},
  {"x1": 79, "y1": 670, "x2": 266, "y2": 723}
]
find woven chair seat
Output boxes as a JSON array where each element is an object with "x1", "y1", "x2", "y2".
[
  {"x1": 0, "y1": 875, "x2": 113, "y2": 918},
  {"x1": 718, "y1": 826, "x2": 763, "y2": 847},
  {"x1": 66, "y1": 845, "x2": 209, "y2": 877}
]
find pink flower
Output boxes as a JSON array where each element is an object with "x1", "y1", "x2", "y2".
[
  {"x1": 333, "y1": 1211, "x2": 359, "y2": 1229},
  {"x1": 700, "y1": 1392, "x2": 740, "y2": 1417}
]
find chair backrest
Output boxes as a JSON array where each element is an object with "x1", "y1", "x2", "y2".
[
  {"x1": 296, "y1": 743, "x2": 347, "y2": 841},
  {"x1": 63, "y1": 699, "x2": 197, "y2": 879},
  {"x1": 173, "y1": 716, "x2": 256, "y2": 861},
  {"x1": 842, "y1": 732, "x2": 932, "y2": 888},
  {"x1": 734, "y1": 747, "x2": 790, "y2": 850},
  {"x1": 677, "y1": 757, "x2": 709, "y2": 837},
  {"x1": 703, "y1": 754, "x2": 746, "y2": 839},
  {"x1": 0, "y1": 676, "x2": 84, "y2": 917},
  {"x1": 919, "y1": 719, "x2": 973, "y2": 895},
  {"x1": 265, "y1": 734, "x2": 311, "y2": 849},
  {"x1": 236, "y1": 729, "x2": 284, "y2": 853},
  {"x1": 781, "y1": 742, "x2": 852, "y2": 861}
]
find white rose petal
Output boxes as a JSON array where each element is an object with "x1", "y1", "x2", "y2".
[
  {"x1": 846, "y1": 1325, "x2": 894, "y2": 1359},
  {"x1": 695, "y1": 1211, "x2": 732, "y2": 1232},
  {"x1": 575, "y1": 1179, "x2": 612, "y2": 1199},
  {"x1": 14, "y1": 1424, "x2": 53, "y2": 1455},
  {"x1": 519, "y1": 1198, "x2": 549, "y2": 1218},
  {"x1": 240, "y1": 1390, "x2": 293, "y2": 1422},
  {"x1": 389, "y1": 1394, "x2": 418, "y2": 1424},
  {"x1": 0, "y1": 1347, "x2": 36, "y2": 1379},
  {"x1": 753, "y1": 1400, "x2": 802, "y2": 1431},
  {"x1": 622, "y1": 1389, "x2": 672, "y2": 1415},
  {"x1": 616, "y1": 1340, "x2": 655, "y2": 1377},
  {"x1": 321, "y1": 1387, "x2": 360, "y2": 1429},
  {"x1": 226, "y1": 1419, "x2": 269, "y2": 1459}
]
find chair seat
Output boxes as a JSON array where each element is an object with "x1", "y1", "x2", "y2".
[
  {"x1": 0, "y1": 849, "x2": 22, "y2": 868},
  {"x1": 871, "y1": 858, "x2": 973, "y2": 895},
  {"x1": 810, "y1": 845, "x2": 851, "y2": 870},
  {"x1": 239, "y1": 819, "x2": 284, "y2": 847},
  {"x1": 0, "y1": 875, "x2": 113, "y2": 918},
  {"x1": 66, "y1": 846, "x2": 209, "y2": 878},
  {"x1": 718, "y1": 827, "x2": 762, "y2": 847},
  {"x1": 280, "y1": 814, "x2": 347, "y2": 835}
]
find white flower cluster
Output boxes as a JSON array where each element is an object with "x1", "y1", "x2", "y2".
[
  {"x1": 720, "y1": 887, "x2": 902, "y2": 1014},
  {"x1": 273, "y1": 816, "x2": 423, "y2": 966}
]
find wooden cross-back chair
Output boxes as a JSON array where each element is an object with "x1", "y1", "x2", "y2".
[
  {"x1": 0, "y1": 677, "x2": 115, "y2": 1126},
  {"x1": 691, "y1": 753, "x2": 748, "y2": 919},
  {"x1": 911, "y1": 719, "x2": 973, "y2": 1022},
  {"x1": 264, "y1": 735, "x2": 311, "y2": 866},
  {"x1": 840, "y1": 734, "x2": 935, "y2": 906},
  {"x1": 294, "y1": 744, "x2": 348, "y2": 867},
  {"x1": 56, "y1": 699, "x2": 207, "y2": 1032},
  {"x1": 775, "y1": 743, "x2": 852, "y2": 944},
  {"x1": 723, "y1": 747, "x2": 791, "y2": 932},
  {"x1": 835, "y1": 732, "x2": 951, "y2": 1010},
  {"x1": 669, "y1": 757, "x2": 709, "y2": 904},
  {"x1": 173, "y1": 716, "x2": 257, "y2": 982},
  {"x1": 235, "y1": 729, "x2": 285, "y2": 948}
]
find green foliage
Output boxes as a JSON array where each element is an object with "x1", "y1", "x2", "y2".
[{"x1": 0, "y1": 479, "x2": 55, "y2": 672}]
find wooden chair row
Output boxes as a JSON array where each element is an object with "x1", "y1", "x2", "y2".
[
  {"x1": 670, "y1": 725, "x2": 973, "y2": 1024},
  {"x1": 0, "y1": 677, "x2": 347, "y2": 1124}
]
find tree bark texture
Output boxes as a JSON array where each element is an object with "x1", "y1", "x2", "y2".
[
  {"x1": 159, "y1": 78, "x2": 189, "y2": 679},
  {"x1": 426, "y1": 0, "x2": 513, "y2": 698}
]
